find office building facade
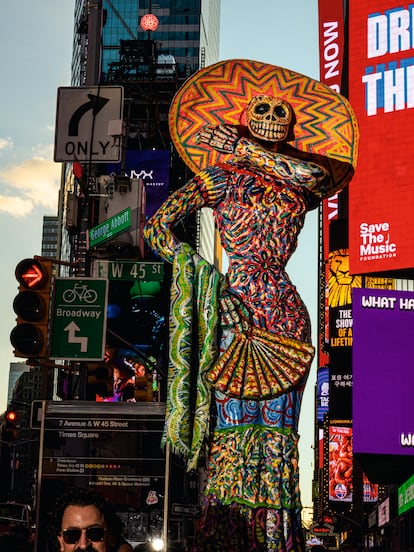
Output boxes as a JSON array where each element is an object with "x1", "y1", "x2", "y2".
[{"x1": 41, "y1": 215, "x2": 59, "y2": 259}]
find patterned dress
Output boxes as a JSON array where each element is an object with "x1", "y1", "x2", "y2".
[{"x1": 144, "y1": 138, "x2": 328, "y2": 551}]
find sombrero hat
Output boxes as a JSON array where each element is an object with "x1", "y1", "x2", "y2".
[{"x1": 169, "y1": 59, "x2": 359, "y2": 195}]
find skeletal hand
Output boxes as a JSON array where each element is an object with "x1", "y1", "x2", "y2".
[
  {"x1": 196, "y1": 125, "x2": 239, "y2": 153},
  {"x1": 220, "y1": 291, "x2": 250, "y2": 332}
]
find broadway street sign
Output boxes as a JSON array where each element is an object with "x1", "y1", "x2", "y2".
[{"x1": 50, "y1": 278, "x2": 108, "y2": 360}]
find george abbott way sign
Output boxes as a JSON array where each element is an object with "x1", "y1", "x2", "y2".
[
  {"x1": 88, "y1": 207, "x2": 131, "y2": 248},
  {"x1": 54, "y1": 86, "x2": 123, "y2": 162},
  {"x1": 50, "y1": 278, "x2": 108, "y2": 361}
]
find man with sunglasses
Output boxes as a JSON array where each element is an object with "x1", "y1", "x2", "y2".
[{"x1": 55, "y1": 487, "x2": 132, "y2": 552}]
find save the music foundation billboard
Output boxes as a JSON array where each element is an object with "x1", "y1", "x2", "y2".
[
  {"x1": 348, "y1": 1, "x2": 414, "y2": 274},
  {"x1": 352, "y1": 288, "x2": 414, "y2": 483}
]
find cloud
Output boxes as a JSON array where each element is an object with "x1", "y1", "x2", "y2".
[
  {"x1": 0, "y1": 156, "x2": 61, "y2": 217},
  {"x1": 0, "y1": 137, "x2": 13, "y2": 151},
  {"x1": 0, "y1": 196, "x2": 34, "y2": 217},
  {"x1": 32, "y1": 143, "x2": 54, "y2": 158}
]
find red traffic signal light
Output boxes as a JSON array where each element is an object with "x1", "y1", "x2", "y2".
[
  {"x1": 3, "y1": 410, "x2": 18, "y2": 442},
  {"x1": 14, "y1": 258, "x2": 50, "y2": 289},
  {"x1": 10, "y1": 258, "x2": 53, "y2": 358},
  {"x1": 6, "y1": 411, "x2": 17, "y2": 423}
]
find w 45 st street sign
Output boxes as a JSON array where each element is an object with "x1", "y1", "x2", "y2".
[{"x1": 50, "y1": 278, "x2": 108, "y2": 361}]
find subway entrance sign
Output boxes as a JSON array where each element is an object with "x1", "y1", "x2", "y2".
[{"x1": 50, "y1": 278, "x2": 108, "y2": 360}]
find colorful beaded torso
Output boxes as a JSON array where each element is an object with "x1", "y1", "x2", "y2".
[{"x1": 211, "y1": 158, "x2": 312, "y2": 341}]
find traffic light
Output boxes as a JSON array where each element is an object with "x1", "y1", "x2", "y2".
[
  {"x1": 10, "y1": 257, "x2": 53, "y2": 358},
  {"x1": 3, "y1": 410, "x2": 18, "y2": 442}
]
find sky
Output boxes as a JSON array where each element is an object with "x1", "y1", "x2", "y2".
[
  {"x1": 0, "y1": 0, "x2": 320, "y2": 514},
  {"x1": 218, "y1": 0, "x2": 321, "y2": 515}
]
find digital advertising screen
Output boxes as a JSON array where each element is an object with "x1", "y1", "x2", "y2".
[
  {"x1": 352, "y1": 287, "x2": 414, "y2": 480},
  {"x1": 398, "y1": 473, "x2": 414, "y2": 515},
  {"x1": 327, "y1": 248, "x2": 361, "y2": 349},
  {"x1": 363, "y1": 472, "x2": 379, "y2": 503},
  {"x1": 348, "y1": 1, "x2": 414, "y2": 274},
  {"x1": 317, "y1": 366, "x2": 330, "y2": 422},
  {"x1": 108, "y1": 149, "x2": 170, "y2": 218},
  {"x1": 329, "y1": 348, "x2": 353, "y2": 421},
  {"x1": 317, "y1": 0, "x2": 346, "y2": 369},
  {"x1": 318, "y1": 0, "x2": 345, "y2": 94},
  {"x1": 328, "y1": 425, "x2": 353, "y2": 503}
]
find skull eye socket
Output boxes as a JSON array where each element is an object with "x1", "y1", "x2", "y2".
[
  {"x1": 254, "y1": 103, "x2": 270, "y2": 115},
  {"x1": 274, "y1": 105, "x2": 287, "y2": 118}
]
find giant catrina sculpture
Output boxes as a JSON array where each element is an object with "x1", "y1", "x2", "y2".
[{"x1": 144, "y1": 59, "x2": 359, "y2": 551}]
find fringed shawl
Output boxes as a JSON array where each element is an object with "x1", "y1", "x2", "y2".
[{"x1": 162, "y1": 243, "x2": 222, "y2": 470}]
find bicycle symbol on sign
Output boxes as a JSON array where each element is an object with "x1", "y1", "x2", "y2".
[{"x1": 62, "y1": 283, "x2": 98, "y2": 304}]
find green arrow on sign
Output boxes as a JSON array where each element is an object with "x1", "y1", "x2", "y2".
[
  {"x1": 64, "y1": 321, "x2": 88, "y2": 352},
  {"x1": 50, "y1": 278, "x2": 108, "y2": 360}
]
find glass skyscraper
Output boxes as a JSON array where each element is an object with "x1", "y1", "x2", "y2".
[
  {"x1": 72, "y1": 0, "x2": 220, "y2": 85},
  {"x1": 103, "y1": 0, "x2": 202, "y2": 78}
]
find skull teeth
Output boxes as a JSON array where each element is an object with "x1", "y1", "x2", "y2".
[{"x1": 250, "y1": 121, "x2": 287, "y2": 140}]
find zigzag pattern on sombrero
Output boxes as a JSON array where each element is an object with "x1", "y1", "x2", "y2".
[{"x1": 169, "y1": 59, "x2": 359, "y2": 196}]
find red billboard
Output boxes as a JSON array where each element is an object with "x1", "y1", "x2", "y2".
[
  {"x1": 363, "y1": 472, "x2": 379, "y2": 503},
  {"x1": 318, "y1": 0, "x2": 345, "y2": 94},
  {"x1": 328, "y1": 426, "x2": 353, "y2": 502},
  {"x1": 348, "y1": 1, "x2": 414, "y2": 274},
  {"x1": 318, "y1": 0, "x2": 346, "y2": 368}
]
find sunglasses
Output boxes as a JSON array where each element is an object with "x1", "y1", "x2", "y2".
[{"x1": 61, "y1": 526, "x2": 106, "y2": 544}]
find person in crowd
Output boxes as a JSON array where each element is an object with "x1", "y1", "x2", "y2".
[{"x1": 54, "y1": 487, "x2": 132, "y2": 552}]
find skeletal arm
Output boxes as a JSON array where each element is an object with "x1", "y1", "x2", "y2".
[
  {"x1": 197, "y1": 124, "x2": 330, "y2": 190},
  {"x1": 144, "y1": 168, "x2": 227, "y2": 264}
]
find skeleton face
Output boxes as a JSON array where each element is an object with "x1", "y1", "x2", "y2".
[{"x1": 246, "y1": 95, "x2": 293, "y2": 142}]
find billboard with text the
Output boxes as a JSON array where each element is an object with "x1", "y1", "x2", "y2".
[{"x1": 348, "y1": 1, "x2": 414, "y2": 273}]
